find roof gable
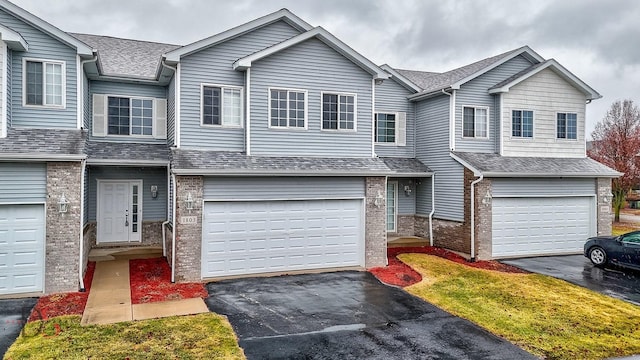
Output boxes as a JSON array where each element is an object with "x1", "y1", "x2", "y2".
[
  {"x1": 0, "y1": 0, "x2": 92, "y2": 56},
  {"x1": 233, "y1": 27, "x2": 389, "y2": 80},
  {"x1": 164, "y1": 9, "x2": 312, "y2": 62},
  {"x1": 488, "y1": 59, "x2": 601, "y2": 100},
  {"x1": 379, "y1": 65, "x2": 421, "y2": 92}
]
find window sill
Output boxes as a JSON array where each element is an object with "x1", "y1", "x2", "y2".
[
  {"x1": 268, "y1": 126, "x2": 308, "y2": 131},
  {"x1": 321, "y1": 129, "x2": 357, "y2": 133},
  {"x1": 22, "y1": 104, "x2": 66, "y2": 110},
  {"x1": 200, "y1": 124, "x2": 243, "y2": 129}
]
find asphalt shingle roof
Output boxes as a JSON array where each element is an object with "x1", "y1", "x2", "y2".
[
  {"x1": 453, "y1": 151, "x2": 621, "y2": 177},
  {"x1": 381, "y1": 157, "x2": 432, "y2": 174},
  {"x1": 85, "y1": 141, "x2": 170, "y2": 163},
  {"x1": 70, "y1": 33, "x2": 181, "y2": 79},
  {"x1": 0, "y1": 128, "x2": 85, "y2": 157}
]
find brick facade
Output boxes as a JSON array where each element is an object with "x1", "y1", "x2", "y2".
[
  {"x1": 596, "y1": 178, "x2": 613, "y2": 236},
  {"x1": 474, "y1": 177, "x2": 492, "y2": 260},
  {"x1": 364, "y1": 177, "x2": 387, "y2": 268},
  {"x1": 45, "y1": 162, "x2": 82, "y2": 293},
  {"x1": 173, "y1": 176, "x2": 203, "y2": 282},
  {"x1": 392, "y1": 215, "x2": 416, "y2": 237}
]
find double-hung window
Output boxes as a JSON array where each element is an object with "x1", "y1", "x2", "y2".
[
  {"x1": 322, "y1": 93, "x2": 355, "y2": 130},
  {"x1": 107, "y1": 96, "x2": 153, "y2": 136},
  {"x1": 202, "y1": 85, "x2": 242, "y2": 127},
  {"x1": 557, "y1": 113, "x2": 577, "y2": 139},
  {"x1": 25, "y1": 59, "x2": 64, "y2": 107},
  {"x1": 269, "y1": 89, "x2": 306, "y2": 128},
  {"x1": 512, "y1": 110, "x2": 533, "y2": 138},
  {"x1": 375, "y1": 113, "x2": 396, "y2": 143},
  {"x1": 462, "y1": 106, "x2": 488, "y2": 138}
]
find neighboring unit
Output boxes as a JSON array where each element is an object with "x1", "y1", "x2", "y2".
[{"x1": 0, "y1": 1, "x2": 618, "y2": 296}]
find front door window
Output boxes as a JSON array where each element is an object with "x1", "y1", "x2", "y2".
[{"x1": 387, "y1": 182, "x2": 397, "y2": 232}]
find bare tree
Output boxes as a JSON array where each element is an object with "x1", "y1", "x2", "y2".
[{"x1": 588, "y1": 99, "x2": 640, "y2": 222}]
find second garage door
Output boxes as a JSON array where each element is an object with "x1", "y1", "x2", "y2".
[
  {"x1": 492, "y1": 197, "x2": 595, "y2": 258},
  {"x1": 202, "y1": 199, "x2": 363, "y2": 278}
]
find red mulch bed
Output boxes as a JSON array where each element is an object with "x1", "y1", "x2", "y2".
[
  {"x1": 129, "y1": 257, "x2": 207, "y2": 305},
  {"x1": 370, "y1": 246, "x2": 528, "y2": 287},
  {"x1": 28, "y1": 261, "x2": 96, "y2": 322}
]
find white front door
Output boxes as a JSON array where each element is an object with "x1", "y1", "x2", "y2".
[{"x1": 97, "y1": 180, "x2": 142, "y2": 243}]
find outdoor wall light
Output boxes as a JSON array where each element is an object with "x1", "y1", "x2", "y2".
[
  {"x1": 374, "y1": 191, "x2": 385, "y2": 208},
  {"x1": 58, "y1": 193, "x2": 69, "y2": 213},
  {"x1": 603, "y1": 192, "x2": 614, "y2": 203},
  {"x1": 150, "y1": 185, "x2": 158, "y2": 199},
  {"x1": 482, "y1": 190, "x2": 492, "y2": 205},
  {"x1": 404, "y1": 185, "x2": 412, "y2": 196},
  {"x1": 185, "y1": 192, "x2": 194, "y2": 212}
]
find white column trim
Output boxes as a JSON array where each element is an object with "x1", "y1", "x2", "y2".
[{"x1": 0, "y1": 41, "x2": 7, "y2": 138}]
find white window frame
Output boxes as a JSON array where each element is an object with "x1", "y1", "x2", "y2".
[
  {"x1": 461, "y1": 105, "x2": 489, "y2": 139},
  {"x1": 374, "y1": 112, "x2": 397, "y2": 145},
  {"x1": 105, "y1": 94, "x2": 155, "y2": 138},
  {"x1": 320, "y1": 91, "x2": 357, "y2": 132},
  {"x1": 268, "y1": 87, "x2": 308, "y2": 130},
  {"x1": 22, "y1": 57, "x2": 66, "y2": 109},
  {"x1": 386, "y1": 181, "x2": 398, "y2": 233},
  {"x1": 200, "y1": 83, "x2": 244, "y2": 128},
  {"x1": 511, "y1": 109, "x2": 535, "y2": 139},
  {"x1": 556, "y1": 112, "x2": 578, "y2": 141}
]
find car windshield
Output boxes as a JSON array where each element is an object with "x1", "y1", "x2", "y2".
[{"x1": 621, "y1": 233, "x2": 640, "y2": 244}]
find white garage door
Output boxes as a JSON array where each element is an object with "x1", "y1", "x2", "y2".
[
  {"x1": 202, "y1": 199, "x2": 363, "y2": 278},
  {"x1": 492, "y1": 197, "x2": 594, "y2": 258},
  {"x1": 0, "y1": 204, "x2": 45, "y2": 295}
]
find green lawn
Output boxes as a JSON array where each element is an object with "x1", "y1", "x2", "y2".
[
  {"x1": 399, "y1": 253, "x2": 640, "y2": 360},
  {"x1": 4, "y1": 313, "x2": 245, "y2": 360}
]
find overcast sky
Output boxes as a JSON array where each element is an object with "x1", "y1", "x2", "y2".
[{"x1": 11, "y1": 0, "x2": 640, "y2": 138}]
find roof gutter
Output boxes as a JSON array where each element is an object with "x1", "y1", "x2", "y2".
[
  {"x1": 481, "y1": 172, "x2": 622, "y2": 178},
  {"x1": 407, "y1": 88, "x2": 451, "y2": 102},
  {"x1": 170, "y1": 169, "x2": 433, "y2": 177},
  {"x1": 85, "y1": 159, "x2": 169, "y2": 167},
  {"x1": 0, "y1": 154, "x2": 86, "y2": 161}
]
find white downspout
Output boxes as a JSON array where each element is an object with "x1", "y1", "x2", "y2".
[
  {"x1": 245, "y1": 68, "x2": 251, "y2": 155},
  {"x1": 429, "y1": 174, "x2": 435, "y2": 246},
  {"x1": 78, "y1": 159, "x2": 87, "y2": 291},
  {"x1": 440, "y1": 89, "x2": 453, "y2": 151},
  {"x1": 171, "y1": 172, "x2": 177, "y2": 283},
  {"x1": 470, "y1": 173, "x2": 484, "y2": 262},
  {"x1": 161, "y1": 164, "x2": 170, "y2": 257},
  {"x1": 371, "y1": 78, "x2": 376, "y2": 157}
]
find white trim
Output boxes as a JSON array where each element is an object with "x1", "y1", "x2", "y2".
[
  {"x1": 233, "y1": 27, "x2": 389, "y2": 80},
  {"x1": 0, "y1": 24, "x2": 27, "y2": 51},
  {"x1": 461, "y1": 105, "x2": 490, "y2": 139},
  {"x1": 22, "y1": 57, "x2": 66, "y2": 109},
  {"x1": 371, "y1": 79, "x2": 375, "y2": 157},
  {"x1": 102, "y1": 94, "x2": 157, "y2": 137},
  {"x1": 200, "y1": 83, "x2": 244, "y2": 128},
  {"x1": 555, "y1": 111, "x2": 579, "y2": 141},
  {"x1": 320, "y1": 91, "x2": 358, "y2": 132},
  {"x1": 0, "y1": 201, "x2": 46, "y2": 206},
  {"x1": 499, "y1": 93, "x2": 504, "y2": 155},
  {"x1": 386, "y1": 181, "x2": 398, "y2": 233},
  {"x1": 76, "y1": 55, "x2": 82, "y2": 129},
  {"x1": 86, "y1": 159, "x2": 169, "y2": 166},
  {"x1": 373, "y1": 111, "x2": 399, "y2": 145},
  {"x1": 492, "y1": 194, "x2": 597, "y2": 198},
  {"x1": 245, "y1": 68, "x2": 251, "y2": 155},
  {"x1": 0, "y1": 41, "x2": 6, "y2": 139},
  {"x1": 509, "y1": 109, "x2": 535, "y2": 140},
  {"x1": 451, "y1": 90, "x2": 456, "y2": 150},
  {"x1": 267, "y1": 87, "x2": 308, "y2": 130},
  {"x1": 164, "y1": 9, "x2": 313, "y2": 62},
  {"x1": 96, "y1": 179, "x2": 144, "y2": 244},
  {"x1": 203, "y1": 196, "x2": 364, "y2": 202},
  {"x1": 175, "y1": 63, "x2": 181, "y2": 147},
  {"x1": 0, "y1": 153, "x2": 86, "y2": 161}
]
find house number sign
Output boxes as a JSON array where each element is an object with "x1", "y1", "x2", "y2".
[{"x1": 179, "y1": 216, "x2": 198, "y2": 225}]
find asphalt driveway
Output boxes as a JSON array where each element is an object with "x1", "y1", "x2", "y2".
[
  {"x1": 0, "y1": 297, "x2": 37, "y2": 358},
  {"x1": 205, "y1": 271, "x2": 535, "y2": 360},
  {"x1": 502, "y1": 255, "x2": 640, "y2": 306}
]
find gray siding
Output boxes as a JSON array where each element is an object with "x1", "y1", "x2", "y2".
[
  {"x1": 1, "y1": 9, "x2": 78, "y2": 128},
  {"x1": 375, "y1": 78, "x2": 415, "y2": 157},
  {"x1": 492, "y1": 178, "x2": 596, "y2": 197},
  {"x1": 415, "y1": 95, "x2": 464, "y2": 221},
  {"x1": 88, "y1": 80, "x2": 167, "y2": 143},
  {"x1": 0, "y1": 162, "x2": 46, "y2": 203},
  {"x1": 180, "y1": 20, "x2": 301, "y2": 150},
  {"x1": 83, "y1": 73, "x2": 90, "y2": 129},
  {"x1": 167, "y1": 75, "x2": 175, "y2": 146},
  {"x1": 204, "y1": 177, "x2": 365, "y2": 200},
  {"x1": 392, "y1": 178, "x2": 416, "y2": 215},
  {"x1": 6, "y1": 48, "x2": 11, "y2": 127},
  {"x1": 250, "y1": 38, "x2": 372, "y2": 157},
  {"x1": 88, "y1": 166, "x2": 168, "y2": 221},
  {"x1": 416, "y1": 177, "x2": 433, "y2": 215},
  {"x1": 455, "y1": 55, "x2": 534, "y2": 153}
]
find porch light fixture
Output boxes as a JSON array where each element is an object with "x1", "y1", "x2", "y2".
[
  {"x1": 374, "y1": 191, "x2": 385, "y2": 208},
  {"x1": 482, "y1": 190, "x2": 492, "y2": 205},
  {"x1": 404, "y1": 182, "x2": 412, "y2": 196},
  {"x1": 58, "y1": 193, "x2": 69, "y2": 213},
  {"x1": 150, "y1": 185, "x2": 158, "y2": 199},
  {"x1": 185, "y1": 192, "x2": 194, "y2": 212},
  {"x1": 603, "y1": 192, "x2": 613, "y2": 203}
]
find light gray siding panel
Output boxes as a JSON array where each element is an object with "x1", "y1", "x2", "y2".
[
  {"x1": 83, "y1": 74, "x2": 90, "y2": 129},
  {"x1": 393, "y1": 178, "x2": 416, "y2": 215},
  {"x1": 88, "y1": 80, "x2": 167, "y2": 143},
  {"x1": 416, "y1": 177, "x2": 433, "y2": 215},
  {"x1": 250, "y1": 38, "x2": 372, "y2": 157},
  {"x1": 180, "y1": 20, "x2": 301, "y2": 150},
  {"x1": 1, "y1": 9, "x2": 78, "y2": 128},
  {"x1": 167, "y1": 76, "x2": 175, "y2": 146},
  {"x1": 415, "y1": 95, "x2": 464, "y2": 221},
  {"x1": 88, "y1": 166, "x2": 167, "y2": 221},
  {"x1": 0, "y1": 163, "x2": 46, "y2": 203},
  {"x1": 375, "y1": 79, "x2": 415, "y2": 157},
  {"x1": 204, "y1": 177, "x2": 365, "y2": 200},
  {"x1": 492, "y1": 178, "x2": 596, "y2": 197},
  {"x1": 455, "y1": 55, "x2": 534, "y2": 153}
]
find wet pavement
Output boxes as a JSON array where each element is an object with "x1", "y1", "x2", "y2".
[
  {"x1": 502, "y1": 255, "x2": 640, "y2": 305},
  {"x1": 0, "y1": 297, "x2": 37, "y2": 357},
  {"x1": 205, "y1": 271, "x2": 535, "y2": 360}
]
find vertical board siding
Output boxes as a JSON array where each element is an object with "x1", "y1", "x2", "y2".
[
  {"x1": 250, "y1": 38, "x2": 372, "y2": 157},
  {"x1": 415, "y1": 95, "x2": 464, "y2": 221},
  {"x1": 204, "y1": 177, "x2": 365, "y2": 199},
  {"x1": 88, "y1": 80, "x2": 167, "y2": 143},
  {"x1": 393, "y1": 178, "x2": 416, "y2": 214},
  {"x1": 0, "y1": 162, "x2": 46, "y2": 202},
  {"x1": 455, "y1": 55, "x2": 534, "y2": 153},
  {"x1": 492, "y1": 178, "x2": 596, "y2": 197},
  {"x1": 167, "y1": 76, "x2": 175, "y2": 146},
  {"x1": 88, "y1": 166, "x2": 168, "y2": 221},
  {"x1": 0, "y1": 9, "x2": 78, "y2": 128},
  {"x1": 180, "y1": 20, "x2": 302, "y2": 150},
  {"x1": 501, "y1": 68, "x2": 587, "y2": 157},
  {"x1": 375, "y1": 79, "x2": 415, "y2": 157}
]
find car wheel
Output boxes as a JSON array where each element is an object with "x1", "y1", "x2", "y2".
[{"x1": 589, "y1": 247, "x2": 607, "y2": 267}]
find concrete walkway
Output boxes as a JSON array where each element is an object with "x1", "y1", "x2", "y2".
[{"x1": 81, "y1": 248, "x2": 208, "y2": 326}]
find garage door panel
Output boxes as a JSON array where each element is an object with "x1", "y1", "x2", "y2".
[
  {"x1": 492, "y1": 197, "x2": 593, "y2": 257},
  {"x1": 203, "y1": 200, "x2": 363, "y2": 278}
]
